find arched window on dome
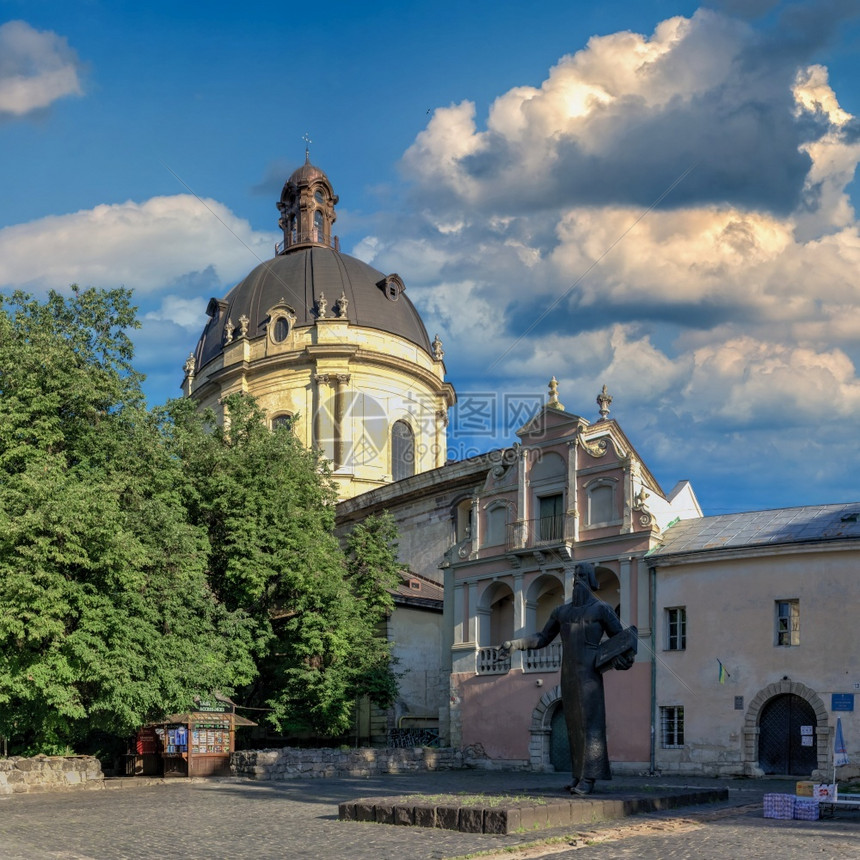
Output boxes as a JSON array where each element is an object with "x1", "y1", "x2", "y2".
[
  {"x1": 313, "y1": 209, "x2": 324, "y2": 242},
  {"x1": 271, "y1": 412, "x2": 293, "y2": 431},
  {"x1": 391, "y1": 420, "x2": 415, "y2": 482}
]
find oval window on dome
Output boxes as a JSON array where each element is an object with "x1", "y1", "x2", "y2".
[
  {"x1": 314, "y1": 189, "x2": 325, "y2": 204},
  {"x1": 272, "y1": 316, "x2": 290, "y2": 342}
]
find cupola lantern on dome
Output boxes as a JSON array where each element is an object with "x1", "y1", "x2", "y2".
[{"x1": 276, "y1": 149, "x2": 339, "y2": 253}]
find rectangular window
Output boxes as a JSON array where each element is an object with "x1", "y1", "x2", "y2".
[
  {"x1": 775, "y1": 600, "x2": 800, "y2": 646},
  {"x1": 660, "y1": 706, "x2": 684, "y2": 749},
  {"x1": 666, "y1": 607, "x2": 687, "y2": 650},
  {"x1": 538, "y1": 493, "x2": 564, "y2": 541}
]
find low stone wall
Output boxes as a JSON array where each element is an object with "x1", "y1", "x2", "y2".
[
  {"x1": 0, "y1": 755, "x2": 104, "y2": 795},
  {"x1": 231, "y1": 746, "x2": 465, "y2": 780}
]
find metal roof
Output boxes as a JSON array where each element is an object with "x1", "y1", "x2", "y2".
[
  {"x1": 648, "y1": 502, "x2": 860, "y2": 558},
  {"x1": 193, "y1": 246, "x2": 433, "y2": 369}
]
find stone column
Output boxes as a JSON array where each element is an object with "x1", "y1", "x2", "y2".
[
  {"x1": 512, "y1": 572, "x2": 525, "y2": 635},
  {"x1": 313, "y1": 373, "x2": 330, "y2": 453},
  {"x1": 636, "y1": 557, "x2": 651, "y2": 636},
  {"x1": 618, "y1": 556, "x2": 632, "y2": 628},
  {"x1": 467, "y1": 582, "x2": 479, "y2": 644},
  {"x1": 333, "y1": 373, "x2": 350, "y2": 469}
]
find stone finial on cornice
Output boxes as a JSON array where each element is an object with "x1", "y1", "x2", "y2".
[
  {"x1": 548, "y1": 376, "x2": 564, "y2": 411},
  {"x1": 597, "y1": 384, "x2": 612, "y2": 421}
]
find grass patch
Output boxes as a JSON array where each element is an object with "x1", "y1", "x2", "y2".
[{"x1": 399, "y1": 791, "x2": 548, "y2": 808}]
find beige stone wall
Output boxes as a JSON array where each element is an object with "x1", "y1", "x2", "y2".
[
  {"x1": 655, "y1": 546, "x2": 860, "y2": 776},
  {"x1": 231, "y1": 746, "x2": 463, "y2": 780},
  {"x1": 190, "y1": 323, "x2": 452, "y2": 501},
  {"x1": 0, "y1": 755, "x2": 104, "y2": 795}
]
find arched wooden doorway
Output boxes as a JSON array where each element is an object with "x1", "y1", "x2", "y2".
[{"x1": 758, "y1": 693, "x2": 818, "y2": 776}]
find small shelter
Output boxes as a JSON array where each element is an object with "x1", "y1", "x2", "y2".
[{"x1": 130, "y1": 697, "x2": 256, "y2": 778}]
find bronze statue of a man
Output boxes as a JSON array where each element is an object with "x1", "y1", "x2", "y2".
[{"x1": 499, "y1": 562, "x2": 636, "y2": 795}]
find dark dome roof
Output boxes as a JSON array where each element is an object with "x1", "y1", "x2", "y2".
[
  {"x1": 194, "y1": 246, "x2": 433, "y2": 369},
  {"x1": 286, "y1": 160, "x2": 328, "y2": 188}
]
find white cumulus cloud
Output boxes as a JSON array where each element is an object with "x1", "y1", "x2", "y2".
[
  {"x1": 0, "y1": 20, "x2": 83, "y2": 116},
  {"x1": 0, "y1": 194, "x2": 278, "y2": 294}
]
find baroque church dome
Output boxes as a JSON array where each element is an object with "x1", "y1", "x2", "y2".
[{"x1": 184, "y1": 155, "x2": 455, "y2": 501}]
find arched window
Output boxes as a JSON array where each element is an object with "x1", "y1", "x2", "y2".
[
  {"x1": 313, "y1": 209, "x2": 324, "y2": 242},
  {"x1": 391, "y1": 420, "x2": 414, "y2": 481},
  {"x1": 271, "y1": 413, "x2": 293, "y2": 431}
]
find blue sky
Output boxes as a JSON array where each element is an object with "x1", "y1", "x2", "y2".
[{"x1": 2, "y1": 0, "x2": 860, "y2": 515}]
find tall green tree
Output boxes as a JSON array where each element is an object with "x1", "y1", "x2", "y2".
[
  {"x1": 0, "y1": 288, "x2": 255, "y2": 753},
  {"x1": 165, "y1": 394, "x2": 403, "y2": 736}
]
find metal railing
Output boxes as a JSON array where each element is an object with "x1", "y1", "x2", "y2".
[
  {"x1": 275, "y1": 231, "x2": 340, "y2": 255},
  {"x1": 506, "y1": 514, "x2": 565, "y2": 550}
]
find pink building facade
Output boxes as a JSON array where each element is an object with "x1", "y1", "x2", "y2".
[{"x1": 443, "y1": 399, "x2": 701, "y2": 772}]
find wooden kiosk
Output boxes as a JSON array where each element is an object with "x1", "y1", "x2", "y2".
[{"x1": 135, "y1": 699, "x2": 255, "y2": 778}]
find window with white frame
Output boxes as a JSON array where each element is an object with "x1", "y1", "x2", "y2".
[
  {"x1": 660, "y1": 706, "x2": 684, "y2": 748},
  {"x1": 775, "y1": 599, "x2": 800, "y2": 646},
  {"x1": 665, "y1": 607, "x2": 686, "y2": 650}
]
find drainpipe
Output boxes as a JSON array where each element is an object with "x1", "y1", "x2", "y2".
[{"x1": 649, "y1": 564, "x2": 657, "y2": 775}]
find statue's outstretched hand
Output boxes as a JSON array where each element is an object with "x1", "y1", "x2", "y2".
[{"x1": 496, "y1": 640, "x2": 513, "y2": 660}]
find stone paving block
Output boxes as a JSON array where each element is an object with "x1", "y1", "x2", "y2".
[
  {"x1": 393, "y1": 804, "x2": 413, "y2": 826},
  {"x1": 458, "y1": 806, "x2": 484, "y2": 832},
  {"x1": 482, "y1": 807, "x2": 510, "y2": 834},
  {"x1": 435, "y1": 805, "x2": 459, "y2": 830},
  {"x1": 353, "y1": 801, "x2": 376, "y2": 821},
  {"x1": 412, "y1": 803, "x2": 436, "y2": 828},
  {"x1": 374, "y1": 803, "x2": 395, "y2": 824}
]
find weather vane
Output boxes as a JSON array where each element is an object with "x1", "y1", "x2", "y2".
[{"x1": 302, "y1": 132, "x2": 312, "y2": 162}]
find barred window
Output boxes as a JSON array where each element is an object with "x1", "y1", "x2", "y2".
[
  {"x1": 660, "y1": 706, "x2": 684, "y2": 749},
  {"x1": 666, "y1": 607, "x2": 687, "y2": 650}
]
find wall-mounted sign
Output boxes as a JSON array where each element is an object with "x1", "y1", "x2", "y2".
[
  {"x1": 196, "y1": 699, "x2": 231, "y2": 713},
  {"x1": 832, "y1": 693, "x2": 855, "y2": 712}
]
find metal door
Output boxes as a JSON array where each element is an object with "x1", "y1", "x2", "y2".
[
  {"x1": 550, "y1": 703, "x2": 571, "y2": 772},
  {"x1": 758, "y1": 693, "x2": 818, "y2": 775}
]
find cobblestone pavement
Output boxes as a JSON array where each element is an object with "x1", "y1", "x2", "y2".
[
  {"x1": 0, "y1": 772, "x2": 856, "y2": 860},
  {"x1": 493, "y1": 802, "x2": 860, "y2": 860}
]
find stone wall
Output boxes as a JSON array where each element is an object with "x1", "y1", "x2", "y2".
[
  {"x1": 0, "y1": 755, "x2": 104, "y2": 795},
  {"x1": 231, "y1": 746, "x2": 464, "y2": 780}
]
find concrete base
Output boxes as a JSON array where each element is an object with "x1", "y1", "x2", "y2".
[{"x1": 339, "y1": 786, "x2": 728, "y2": 834}]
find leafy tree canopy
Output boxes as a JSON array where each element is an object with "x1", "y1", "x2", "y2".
[
  {"x1": 165, "y1": 395, "x2": 405, "y2": 737},
  {"x1": 1, "y1": 288, "x2": 406, "y2": 752},
  {"x1": 0, "y1": 289, "x2": 255, "y2": 753}
]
